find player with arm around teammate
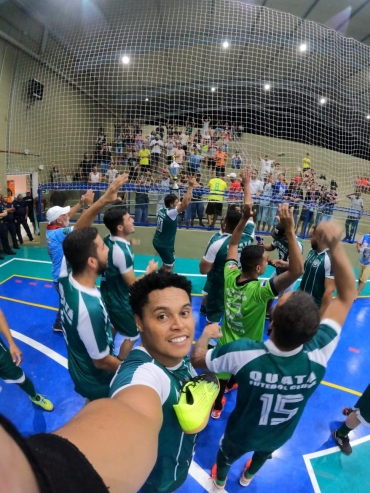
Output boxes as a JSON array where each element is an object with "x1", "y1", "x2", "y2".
[{"x1": 191, "y1": 220, "x2": 356, "y2": 490}]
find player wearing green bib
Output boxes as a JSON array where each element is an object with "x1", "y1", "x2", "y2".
[
  {"x1": 0, "y1": 309, "x2": 53, "y2": 411},
  {"x1": 191, "y1": 220, "x2": 356, "y2": 489},
  {"x1": 59, "y1": 174, "x2": 128, "y2": 401},
  {"x1": 101, "y1": 206, "x2": 157, "y2": 361},
  {"x1": 153, "y1": 177, "x2": 197, "y2": 271},
  {"x1": 299, "y1": 225, "x2": 336, "y2": 316},
  {"x1": 109, "y1": 271, "x2": 218, "y2": 493},
  {"x1": 211, "y1": 199, "x2": 304, "y2": 418}
]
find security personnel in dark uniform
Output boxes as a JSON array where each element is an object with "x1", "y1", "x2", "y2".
[
  {"x1": 23, "y1": 190, "x2": 36, "y2": 235},
  {"x1": 13, "y1": 194, "x2": 34, "y2": 244},
  {"x1": 0, "y1": 197, "x2": 15, "y2": 258},
  {"x1": 2, "y1": 195, "x2": 19, "y2": 249}
]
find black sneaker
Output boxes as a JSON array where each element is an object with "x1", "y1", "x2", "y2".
[
  {"x1": 13, "y1": 245, "x2": 20, "y2": 249},
  {"x1": 5, "y1": 250, "x2": 16, "y2": 255},
  {"x1": 333, "y1": 430, "x2": 352, "y2": 455},
  {"x1": 52, "y1": 325, "x2": 63, "y2": 333},
  {"x1": 0, "y1": 253, "x2": 4, "y2": 260}
]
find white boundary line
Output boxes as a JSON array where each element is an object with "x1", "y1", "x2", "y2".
[
  {"x1": 0, "y1": 258, "x2": 16, "y2": 268},
  {"x1": 189, "y1": 461, "x2": 226, "y2": 492},
  {"x1": 303, "y1": 434, "x2": 370, "y2": 493}
]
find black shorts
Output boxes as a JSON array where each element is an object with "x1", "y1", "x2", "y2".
[
  {"x1": 216, "y1": 167, "x2": 225, "y2": 178},
  {"x1": 206, "y1": 201, "x2": 223, "y2": 216},
  {"x1": 207, "y1": 159, "x2": 216, "y2": 170}
]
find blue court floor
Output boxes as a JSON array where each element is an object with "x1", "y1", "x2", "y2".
[{"x1": 0, "y1": 248, "x2": 369, "y2": 492}]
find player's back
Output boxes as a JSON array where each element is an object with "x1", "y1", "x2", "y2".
[{"x1": 153, "y1": 207, "x2": 178, "y2": 249}]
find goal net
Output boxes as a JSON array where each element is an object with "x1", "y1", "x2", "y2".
[{"x1": 4, "y1": 0, "x2": 370, "y2": 232}]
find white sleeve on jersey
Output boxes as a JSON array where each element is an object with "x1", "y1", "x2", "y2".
[
  {"x1": 167, "y1": 208, "x2": 179, "y2": 220},
  {"x1": 324, "y1": 252, "x2": 334, "y2": 279},
  {"x1": 110, "y1": 362, "x2": 171, "y2": 404},
  {"x1": 306, "y1": 318, "x2": 341, "y2": 368},
  {"x1": 205, "y1": 346, "x2": 267, "y2": 376},
  {"x1": 203, "y1": 238, "x2": 224, "y2": 263},
  {"x1": 112, "y1": 242, "x2": 133, "y2": 274}
]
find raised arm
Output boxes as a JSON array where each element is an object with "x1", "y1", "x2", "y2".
[
  {"x1": 74, "y1": 174, "x2": 128, "y2": 230},
  {"x1": 176, "y1": 177, "x2": 196, "y2": 213},
  {"x1": 318, "y1": 222, "x2": 356, "y2": 325},
  {"x1": 270, "y1": 204, "x2": 304, "y2": 294},
  {"x1": 191, "y1": 324, "x2": 222, "y2": 369}
]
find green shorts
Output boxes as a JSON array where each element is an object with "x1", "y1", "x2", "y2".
[
  {"x1": 153, "y1": 244, "x2": 175, "y2": 266},
  {"x1": 206, "y1": 283, "x2": 224, "y2": 323},
  {"x1": 109, "y1": 308, "x2": 139, "y2": 340},
  {"x1": 202, "y1": 278, "x2": 210, "y2": 295},
  {"x1": 354, "y1": 383, "x2": 370, "y2": 426},
  {"x1": 0, "y1": 338, "x2": 25, "y2": 383},
  {"x1": 74, "y1": 380, "x2": 110, "y2": 401}
]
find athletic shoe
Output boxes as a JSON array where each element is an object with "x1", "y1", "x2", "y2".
[
  {"x1": 13, "y1": 244, "x2": 20, "y2": 249},
  {"x1": 199, "y1": 305, "x2": 207, "y2": 316},
  {"x1": 173, "y1": 372, "x2": 220, "y2": 434},
  {"x1": 5, "y1": 250, "x2": 16, "y2": 255},
  {"x1": 239, "y1": 458, "x2": 254, "y2": 487},
  {"x1": 211, "y1": 396, "x2": 226, "y2": 420},
  {"x1": 30, "y1": 394, "x2": 54, "y2": 411},
  {"x1": 211, "y1": 463, "x2": 227, "y2": 491},
  {"x1": 332, "y1": 430, "x2": 352, "y2": 455},
  {"x1": 225, "y1": 382, "x2": 238, "y2": 394},
  {"x1": 0, "y1": 252, "x2": 4, "y2": 260},
  {"x1": 52, "y1": 325, "x2": 63, "y2": 333}
]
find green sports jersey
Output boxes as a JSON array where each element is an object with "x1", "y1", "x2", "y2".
[
  {"x1": 100, "y1": 235, "x2": 134, "y2": 312},
  {"x1": 59, "y1": 267, "x2": 114, "y2": 400},
  {"x1": 272, "y1": 237, "x2": 303, "y2": 275},
  {"x1": 110, "y1": 347, "x2": 197, "y2": 493},
  {"x1": 206, "y1": 318, "x2": 341, "y2": 452},
  {"x1": 153, "y1": 207, "x2": 179, "y2": 250},
  {"x1": 299, "y1": 249, "x2": 333, "y2": 307},
  {"x1": 219, "y1": 259, "x2": 278, "y2": 345}
]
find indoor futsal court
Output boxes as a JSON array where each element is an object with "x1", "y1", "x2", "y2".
[{"x1": 0, "y1": 247, "x2": 369, "y2": 493}]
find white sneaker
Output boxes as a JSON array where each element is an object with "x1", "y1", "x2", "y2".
[
  {"x1": 211, "y1": 479, "x2": 226, "y2": 492},
  {"x1": 239, "y1": 475, "x2": 253, "y2": 487}
]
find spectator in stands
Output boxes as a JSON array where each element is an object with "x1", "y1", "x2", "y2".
[
  {"x1": 155, "y1": 123, "x2": 165, "y2": 140},
  {"x1": 88, "y1": 165, "x2": 102, "y2": 184},
  {"x1": 257, "y1": 153, "x2": 275, "y2": 179},
  {"x1": 114, "y1": 120, "x2": 122, "y2": 139},
  {"x1": 203, "y1": 131, "x2": 211, "y2": 144},
  {"x1": 106, "y1": 162, "x2": 119, "y2": 184},
  {"x1": 231, "y1": 151, "x2": 243, "y2": 169},
  {"x1": 100, "y1": 143, "x2": 112, "y2": 175},
  {"x1": 185, "y1": 172, "x2": 205, "y2": 228},
  {"x1": 356, "y1": 233, "x2": 370, "y2": 297},
  {"x1": 206, "y1": 175, "x2": 227, "y2": 229},
  {"x1": 174, "y1": 143, "x2": 185, "y2": 168},
  {"x1": 79, "y1": 153, "x2": 93, "y2": 181},
  {"x1": 97, "y1": 127, "x2": 106, "y2": 144},
  {"x1": 222, "y1": 131, "x2": 231, "y2": 152},
  {"x1": 156, "y1": 169, "x2": 171, "y2": 214},
  {"x1": 227, "y1": 172, "x2": 242, "y2": 208},
  {"x1": 13, "y1": 194, "x2": 34, "y2": 244},
  {"x1": 296, "y1": 183, "x2": 318, "y2": 236},
  {"x1": 322, "y1": 186, "x2": 338, "y2": 221},
  {"x1": 303, "y1": 152, "x2": 311, "y2": 170},
  {"x1": 134, "y1": 120, "x2": 142, "y2": 135},
  {"x1": 150, "y1": 136, "x2": 164, "y2": 170},
  {"x1": 134, "y1": 179, "x2": 150, "y2": 224},
  {"x1": 285, "y1": 180, "x2": 303, "y2": 226},
  {"x1": 202, "y1": 116, "x2": 211, "y2": 135},
  {"x1": 257, "y1": 174, "x2": 274, "y2": 232},
  {"x1": 165, "y1": 121, "x2": 174, "y2": 138},
  {"x1": 65, "y1": 170, "x2": 73, "y2": 183},
  {"x1": 50, "y1": 166, "x2": 61, "y2": 184},
  {"x1": 128, "y1": 150, "x2": 140, "y2": 182},
  {"x1": 138, "y1": 143, "x2": 151, "y2": 172},
  {"x1": 215, "y1": 121, "x2": 223, "y2": 133},
  {"x1": 188, "y1": 149, "x2": 202, "y2": 174},
  {"x1": 180, "y1": 130, "x2": 189, "y2": 151},
  {"x1": 214, "y1": 146, "x2": 227, "y2": 178},
  {"x1": 164, "y1": 136, "x2": 175, "y2": 167},
  {"x1": 344, "y1": 191, "x2": 364, "y2": 242},
  {"x1": 248, "y1": 169, "x2": 264, "y2": 221},
  {"x1": 201, "y1": 142, "x2": 209, "y2": 166},
  {"x1": 135, "y1": 132, "x2": 144, "y2": 150},
  {"x1": 185, "y1": 119, "x2": 195, "y2": 136},
  {"x1": 315, "y1": 185, "x2": 328, "y2": 225}
]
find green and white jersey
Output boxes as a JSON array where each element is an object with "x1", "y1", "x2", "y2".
[
  {"x1": 59, "y1": 265, "x2": 114, "y2": 400},
  {"x1": 272, "y1": 237, "x2": 303, "y2": 275},
  {"x1": 204, "y1": 221, "x2": 255, "y2": 292},
  {"x1": 110, "y1": 347, "x2": 197, "y2": 493},
  {"x1": 220, "y1": 259, "x2": 278, "y2": 345},
  {"x1": 206, "y1": 318, "x2": 341, "y2": 452},
  {"x1": 299, "y1": 249, "x2": 334, "y2": 307},
  {"x1": 100, "y1": 235, "x2": 134, "y2": 312},
  {"x1": 153, "y1": 207, "x2": 179, "y2": 250}
]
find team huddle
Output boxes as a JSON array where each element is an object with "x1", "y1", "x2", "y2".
[{"x1": 0, "y1": 171, "x2": 368, "y2": 493}]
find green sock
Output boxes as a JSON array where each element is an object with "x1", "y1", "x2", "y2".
[
  {"x1": 337, "y1": 423, "x2": 353, "y2": 437},
  {"x1": 18, "y1": 376, "x2": 37, "y2": 399},
  {"x1": 216, "y1": 479, "x2": 226, "y2": 486}
]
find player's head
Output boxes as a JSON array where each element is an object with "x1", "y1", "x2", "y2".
[
  {"x1": 63, "y1": 227, "x2": 108, "y2": 277},
  {"x1": 164, "y1": 194, "x2": 178, "y2": 209},
  {"x1": 103, "y1": 205, "x2": 134, "y2": 236},
  {"x1": 240, "y1": 245, "x2": 268, "y2": 276},
  {"x1": 271, "y1": 223, "x2": 286, "y2": 241},
  {"x1": 228, "y1": 204, "x2": 241, "y2": 212},
  {"x1": 309, "y1": 225, "x2": 320, "y2": 250},
  {"x1": 355, "y1": 191, "x2": 361, "y2": 198},
  {"x1": 251, "y1": 170, "x2": 257, "y2": 180},
  {"x1": 269, "y1": 291, "x2": 320, "y2": 350},
  {"x1": 46, "y1": 205, "x2": 71, "y2": 227},
  {"x1": 223, "y1": 209, "x2": 241, "y2": 233},
  {"x1": 50, "y1": 191, "x2": 68, "y2": 207},
  {"x1": 129, "y1": 272, "x2": 194, "y2": 365}
]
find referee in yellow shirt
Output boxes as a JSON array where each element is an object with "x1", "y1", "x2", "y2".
[{"x1": 206, "y1": 177, "x2": 227, "y2": 229}]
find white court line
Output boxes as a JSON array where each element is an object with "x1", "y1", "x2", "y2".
[
  {"x1": 303, "y1": 434, "x2": 370, "y2": 493},
  {"x1": 9, "y1": 327, "x2": 213, "y2": 490},
  {"x1": 0, "y1": 258, "x2": 16, "y2": 268},
  {"x1": 10, "y1": 330, "x2": 68, "y2": 369}
]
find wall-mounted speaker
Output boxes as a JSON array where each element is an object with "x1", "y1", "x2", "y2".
[{"x1": 28, "y1": 79, "x2": 44, "y2": 100}]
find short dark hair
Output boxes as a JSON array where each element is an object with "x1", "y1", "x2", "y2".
[
  {"x1": 272, "y1": 291, "x2": 320, "y2": 349},
  {"x1": 224, "y1": 210, "x2": 241, "y2": 231},
  {"x1": 129, "y1": 271, "x2": 192, "y2": 319},
  {"x1": 50, "y1": 191, "x2": 67, "y2": 207},
  {"x1": 63, "y1": 227, "x2": 99, "y2": 276},
  {"x1": 228, "y1": 204, "x2": 240, "y2": 212},
  {"x1": 103, "y1": 205, "x2": 128, "y2": 235},
  {"x1": 164, "y1": 194, "x2": 178, "y2": 208},
  {"x1": 240, "y1": 245, "x2": 265, "y2": 272}
]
